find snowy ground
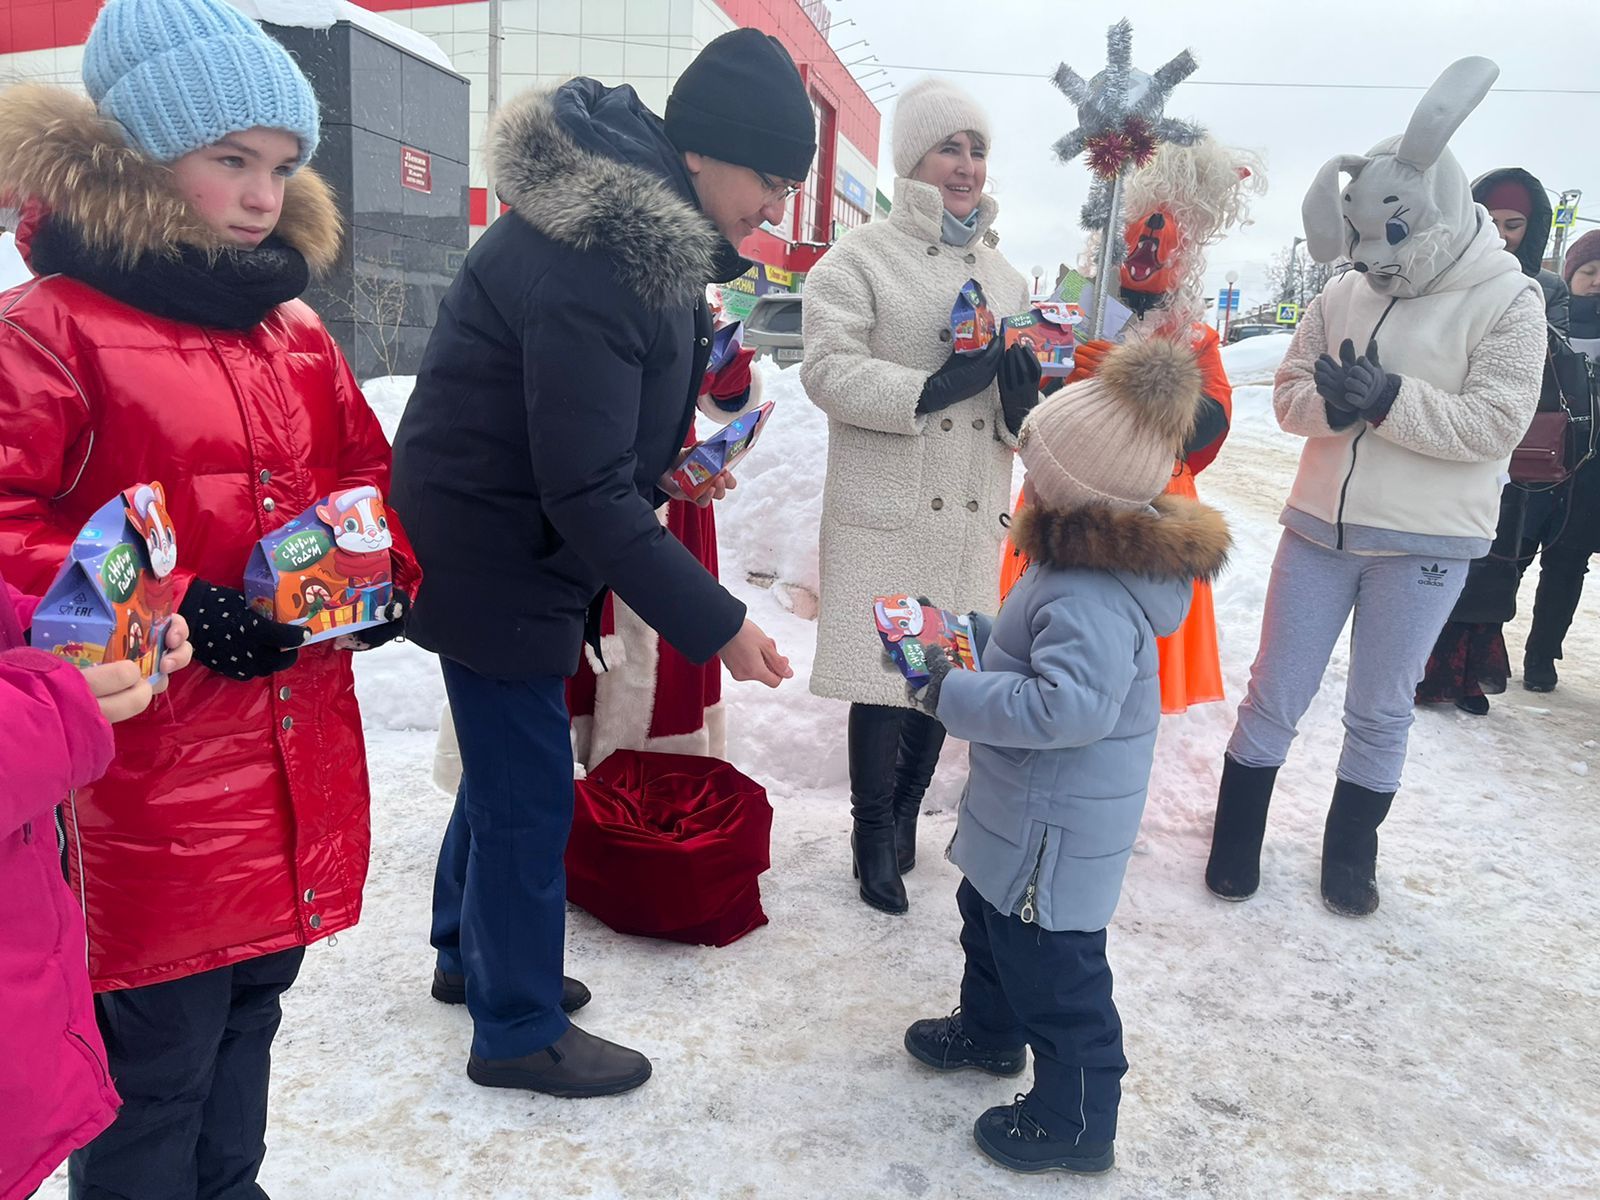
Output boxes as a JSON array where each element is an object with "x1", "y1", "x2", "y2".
[{"x1": 44, "y1": 337, "x2": 1600, "y2": 1198}]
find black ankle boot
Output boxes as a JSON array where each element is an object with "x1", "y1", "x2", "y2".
[
  {"x1": 1320, "y1": 779, "x2": 1395, "y2": 917},
  {"x1": 1204, "y1": 756, "x2": 1279, "y2": 901},
  {"x1": 851, "y1": 813, "x2": 908, "y2": 914},
  {"x1": 1522, "y1": 656, "x2": 1558, "y2": 693}
]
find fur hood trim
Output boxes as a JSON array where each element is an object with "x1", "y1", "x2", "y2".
[
  {"x1": 490, "y1": 86, "x2": 727, "y2": 310},
  {"x1": 0, "y1": 84, "x2": 341, "y2": 275},
  {"x1": 1012, "y1": 493, "x2": 1231, "y2": 582}
]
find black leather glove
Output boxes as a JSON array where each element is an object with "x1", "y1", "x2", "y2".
[
  {"x1": 999, "y1": 344, "x2": 1044, "y2": 436},
  {"x1": 918, "y1": 336, "x2": 1003, "y2": 415},
  {"x1": 336, "y1": 589, "x2": 411, "y2": 651},
  {"x1": 907, "y1": 644, "x2": 953, "y2": 718},
  {"x1": 179, "y1": 580, "x2": 307, "y2": 681},
  {"x1": 1339, "y1": 338, "x2": 1401, "y2": 422}
]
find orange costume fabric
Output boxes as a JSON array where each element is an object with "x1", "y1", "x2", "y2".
[{"x1": 1001, "y1": 325, "x2": 1233, "y2": 714}]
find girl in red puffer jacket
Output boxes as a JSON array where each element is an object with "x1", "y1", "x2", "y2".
[{"x1": 0, "y1": 1, "x2": 417, "y2": 1194}]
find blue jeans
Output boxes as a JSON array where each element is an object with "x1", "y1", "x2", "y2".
[{"x1": 430, "y1": 659, "x2": 573, "y2": 1060}]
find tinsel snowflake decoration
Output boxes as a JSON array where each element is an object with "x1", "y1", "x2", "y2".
[{"x1": 1053, "y1": 19, "x2": 1204, "y2": 241}]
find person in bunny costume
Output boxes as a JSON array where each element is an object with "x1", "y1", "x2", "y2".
[{"x1": 1204, "y1": 58, "x2": 1547, "y2": 917}]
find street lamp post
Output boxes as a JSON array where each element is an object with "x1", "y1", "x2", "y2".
[{"x1": 1222, "y1": 270, "x2": 1239, "y2": 342}]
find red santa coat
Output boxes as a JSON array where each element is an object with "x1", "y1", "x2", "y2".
[{"x1": 0, "y1": 87, "x2": 418, "y2": 991}]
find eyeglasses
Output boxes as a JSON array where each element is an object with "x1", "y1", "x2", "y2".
[{"x1": 754, "y1": 170, "x2": 802, "y2": 202}]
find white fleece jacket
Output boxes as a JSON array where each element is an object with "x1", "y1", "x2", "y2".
[{"x1": 1274, "y1": 214, "x2": 1546, "y2": 557}]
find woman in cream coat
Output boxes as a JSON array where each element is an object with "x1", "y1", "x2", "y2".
[{"x1": 802, "y1": 78, "x2": 1040, "y2": 914}]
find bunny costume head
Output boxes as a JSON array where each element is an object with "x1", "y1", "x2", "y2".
[{"x1": 1302, "y1": 58, "x2": 1499, "y2": 299}]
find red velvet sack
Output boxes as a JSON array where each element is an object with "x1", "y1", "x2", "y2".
[{"x1": 566, "y1": 750, "x2": 773, "y2": 947}]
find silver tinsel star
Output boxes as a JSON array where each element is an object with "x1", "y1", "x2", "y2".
[{"x1": 1050, "y1": 19, "x2": 1203, "y2": 337}]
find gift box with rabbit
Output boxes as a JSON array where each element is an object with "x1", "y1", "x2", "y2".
[
  {"x1": 244, "y1": 486, "x2": 396, "y2": 645},
  {"x1": 31, "y1": 482, "x2": 179, "y2": 683}
]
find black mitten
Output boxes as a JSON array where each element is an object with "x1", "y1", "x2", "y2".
[
  {"x1": 179, "y1": 580, "x2": 307, "y2": 681},
  {"x1": 918, "y1": 336, "x2": 1003, "y2": 414},
  {"x1": 999, "y1": 344, "x2": 1044, "y2": 435},
  {"x1": 338, "y1": 590, "x2": 412, "y2": 651}
]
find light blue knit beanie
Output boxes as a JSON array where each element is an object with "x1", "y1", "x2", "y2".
[{"x1": 82, "y1": 0, "x2": 320, "y2": 166}]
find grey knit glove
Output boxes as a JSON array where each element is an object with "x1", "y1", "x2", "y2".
[{"x1": 907, "y1": 644, "x2": 953, "y2": 718}]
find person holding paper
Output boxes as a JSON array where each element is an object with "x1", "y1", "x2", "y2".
[
  {"x1": 0, "y1": 1, "x2": 418, "y2": 1192},
  {"x1": 802, "y1": 78, "x2": 1040, "y2": 914}
]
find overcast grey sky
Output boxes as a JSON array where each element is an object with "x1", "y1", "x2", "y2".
[{"x1": 841, "y1": 0, "x2": 1600, "y2": 316}]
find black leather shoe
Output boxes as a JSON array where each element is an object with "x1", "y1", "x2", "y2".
[
  {"x1": 432, "y1": 968, "x2": 592, "y2": 1014},
  {"x1": 1453, "y1": 694, "x2": 1490, "y2": 716},
  {"x1": 972, "y1": 1095, "x2": 1113, "y2": 1175},
  {"x1": 467, "y1": 1024, "x2": 652, "y2": 1098},
  {"x1": 905, "y1": 1009, "x2": 1025, "y2": 1076}
]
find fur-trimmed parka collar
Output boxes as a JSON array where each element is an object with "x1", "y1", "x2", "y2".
[
  {"x1": 489, "y1": 81, "x2": 747, "y2": 310},
  {"x1": 1012, "y1": 493, "x2": 1232, "y2": 582},
  {"x1": 0, "y1": 84, "x2": 341, "y2": 276}
]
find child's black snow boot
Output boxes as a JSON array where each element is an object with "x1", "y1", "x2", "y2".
[
  {"x1": 904, "y1": 1009, "x2": 1026, "y2": 1076},
  {"x1": 972, "y1": 1094, "x2": 1114, "y2": 1175}
]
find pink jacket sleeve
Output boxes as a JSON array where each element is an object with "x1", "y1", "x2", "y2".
[{"x1": 2, "y1": 583, "x2": 114, "y2": 834}]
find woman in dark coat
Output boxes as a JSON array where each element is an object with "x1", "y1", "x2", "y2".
[{"x1": 1416, "y1": 167, "x2": 1575, "y2": 713}]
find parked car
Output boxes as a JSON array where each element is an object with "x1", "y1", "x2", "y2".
[
  {"x1": 744, "y1": 292, "x2": 804, "y2": 368},
  {"x1": 1225, "y1": 323, "x2": 1293, "y2": 345}
]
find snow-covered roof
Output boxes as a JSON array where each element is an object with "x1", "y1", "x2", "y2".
[{"x1": 230, "y1": 1, "x2": 455, "y2": 74}]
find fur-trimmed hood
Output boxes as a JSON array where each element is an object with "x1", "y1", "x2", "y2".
[
  {"x1": 1012, "y1": 492, "x2": 1231, "y2": 629},
  {"x1": 0, "y1": 83, "x2": 340, "y2": 275},
  {"x1": 489, "y1": 78, "x2": 747, "y2": 310}
]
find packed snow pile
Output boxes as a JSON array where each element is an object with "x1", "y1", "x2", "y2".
[
  {"x1": 231, "y1": 0, "x2": 455, "y2": 72},
  {"x1": 711, "y1": 367, "x2": 826, "y2": 611}
]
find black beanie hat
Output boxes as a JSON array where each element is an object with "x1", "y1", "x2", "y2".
[{"x1": 665, "y1": 28, "x2": 817, "y2": 181}]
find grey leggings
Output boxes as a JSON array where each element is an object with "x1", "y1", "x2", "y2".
[{"x1": 1229, "y1": 530, "x2": 1468, "y2": 793}]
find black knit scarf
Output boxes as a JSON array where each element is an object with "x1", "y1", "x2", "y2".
[{"x1": 28, "y1": 217, "x2": 310, "y2": 330}]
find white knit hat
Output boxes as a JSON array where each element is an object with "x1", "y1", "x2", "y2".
[
  {"x1": 1018, "y1": 337, "x2": 1202, "y2": 511},
  {"x1": 892, "y1": 77, "x2": 992, "y2": 178}
]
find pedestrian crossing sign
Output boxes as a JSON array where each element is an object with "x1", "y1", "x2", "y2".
[
  {"x1": 1553, "y1": 204, "x2": 1577, "y2": 229},
  {"x1": 1276, "y1": 303, "x2": 1299, "y2": 325}
]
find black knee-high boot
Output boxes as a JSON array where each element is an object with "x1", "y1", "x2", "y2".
[
  {"x1": 1204, "y1": 755, "x2": 1279, "y2": 901},
  {"x1": 1320, "y1": 779, "x2": 1395, "y2": 917},
  {"x1": 892, "y1": 710, "x2": 946, "y2": 874},
  {"x1": 848, "y1": 704, "x2": 908, "y2": 914}
]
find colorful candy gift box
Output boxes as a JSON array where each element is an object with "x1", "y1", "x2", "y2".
[
  {"x1": 243, "y1": 486, "x2": 395, "y2": 646},
  {"x1": 1004, "y1": 301, "x2": 1079, "y2": 376},
  {"x1": 32, "y1": 482, "x2": 179, "y2": 684},
  {"x1": 951, "y1": 278, "x2": 1079, "y2": 376},
  {"x1": 662, "y1": 401, "x2": 776, "y2": 503},
  {"x1": 872, "y1": 594, "x2": 982, "y2": 686}
]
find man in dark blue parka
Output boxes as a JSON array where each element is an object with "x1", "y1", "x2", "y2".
[{"x1": 391, "y1": 29, "x2": 815, "y2": 1097}]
